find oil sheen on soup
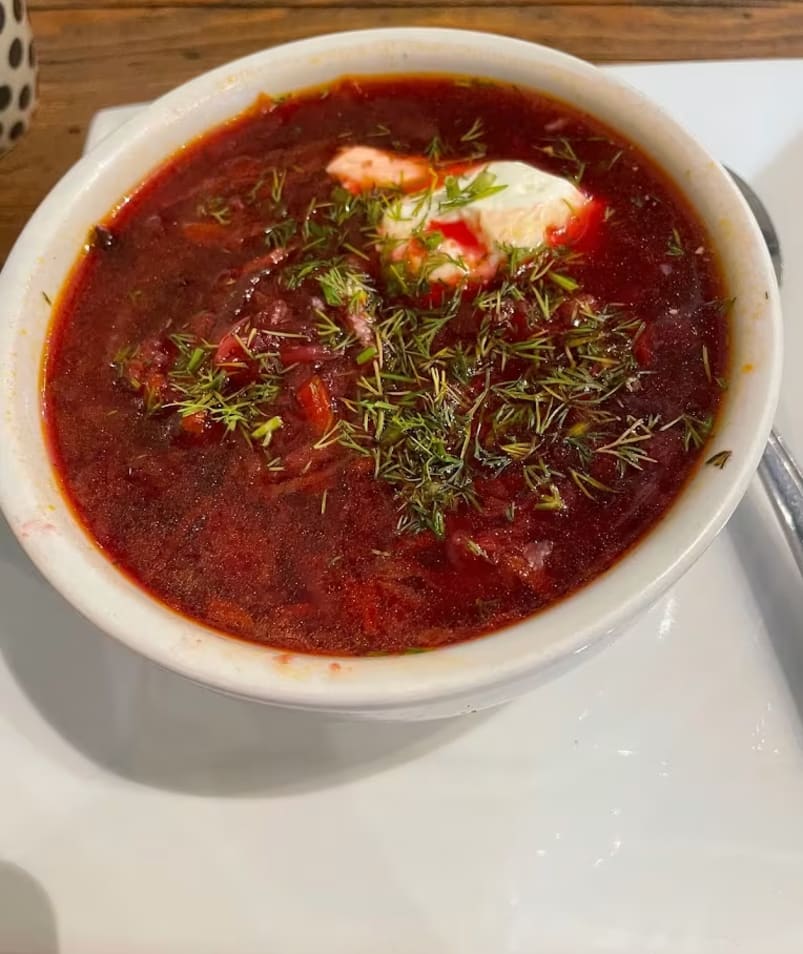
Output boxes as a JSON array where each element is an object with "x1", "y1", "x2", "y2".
[{"x1": 44, "y1": 76, "x2": 730, "y2": 655}]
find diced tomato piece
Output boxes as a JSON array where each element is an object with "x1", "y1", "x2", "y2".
[
  {"x1": 143, "y1": 369, "x2": 167, "y2": 400},
  {"x1": 633, "y1": 326, "x2": 653, "y2": 367},
  {"x1": 213, "y1": 332, "x2": 249, "y2": 369},
  {"x1": 122, "y1": 356, "x2": 145, "y2": 389},
  {"x1": 297, "y1": 374, "x2": 335, "y2": 435},
  {"x1": 179, "y1": 411, "x2": 208, "y2": 436}
]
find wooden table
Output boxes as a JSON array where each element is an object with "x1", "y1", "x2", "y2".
[{"x1": 0, "y1": 0, "x2": 800, "y2": 262}]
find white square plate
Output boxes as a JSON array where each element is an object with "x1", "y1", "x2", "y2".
[{"x1": 1, "y1": 60, "x2": 802, "y2": 954}]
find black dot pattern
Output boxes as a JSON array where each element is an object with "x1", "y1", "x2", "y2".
[
  {"x1": 9, "y1": 37, "x2": 22, "y2": 69},
  {"x1": 0, "y1": 10, "x2": 37, "y2": 154}
]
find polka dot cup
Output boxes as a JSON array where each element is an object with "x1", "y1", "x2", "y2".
[{"x1": 0, "y1": 0, "x2": 36, "y2": 155}]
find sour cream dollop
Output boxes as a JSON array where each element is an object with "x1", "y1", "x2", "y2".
[{"x1": 326, "y1": 146, "x2": 594, "y2": 286}]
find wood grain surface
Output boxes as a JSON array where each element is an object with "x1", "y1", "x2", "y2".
[
  {"x1": 0, "y1": 1, "x2": 799, "y2": 261},
  {"x1": 25, "y1": 0, "x2": 800, "y2": 8}
]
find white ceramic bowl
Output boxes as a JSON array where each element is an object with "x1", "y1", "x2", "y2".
[{"x1": 0, "y1": 29, "x2": 781, "y2": 720}]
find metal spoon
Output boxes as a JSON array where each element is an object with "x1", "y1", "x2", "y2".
[{"x1": 727, "y1": 168, "x2": 803, "y2": 573}]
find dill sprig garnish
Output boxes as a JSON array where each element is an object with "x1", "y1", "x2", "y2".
[
  {"x1": 459, "y1": 118, "x2": 488, "y2": 159},
  {"x1": 667, "y1": 227, "x2": 684, "y2": 257},
  {"x1": 114, "y1": 132, "x2": 720, "y2": 537},
  {"x1": 460, "y1": 118, "x2": 485, "y2": 144},
  {"x1": 261, "y1": 166, "x2": 702, "y2": 535},
  {"x1": 196, "y1": 196, "x2": 231, "y2": 226},
  {"x1": 538, "y1": 138, "x2": 586, "y2": 185},
  {"x1": 438, "y1": 168, "x2": 506, "y2": 212},
  {"x1": 661, "y1": 412, "x2": 714, "y2": 451},
  {"x1": 320, "y1": 241, "x2": 662, "y2": 535},
  {"x1": 165, "y1": 333, "x2": 287, "y2": 445},
  {"x1": 706, "y1": 449, "x2": 732, "y2": 470}
]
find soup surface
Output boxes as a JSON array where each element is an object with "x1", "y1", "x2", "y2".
[{"x1": 44, "y1": 76, "x2": 729, "y2": 655}]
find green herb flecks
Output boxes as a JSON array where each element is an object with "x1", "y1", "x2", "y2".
[
  {"x1": 162, "y1": 333, "x2": 287, "y2": 445},
  {"x1": 328, "y1": 243, "x2": 658, "y2": 535},
  {"x1": 667, "y1": 227, "x2": 684, "y2": 257},
  {"x1": 706, "y1": 449, "x2": 732, "y2": 469},
  {"x1": 265, "y1": 218, "x2": 296, "y2": 250},
  {"x1": 460, "y1": 118, "x2": 485, "y2": 144},
  {"x1": 425, "y1": 135, "x2": 445, "y2": 162},
  {"x1": 538, "y1": 138, "x2": 586, "y2": 185},
  {"x1": 197, "y1": 196, "x2": 232, "y2": 226},
  {"x1": 661, "y1": 412, "x2": 713, "y2": 451},
  {"x1": 439, "y1": 168, "x2": 507, "y2": 212},
  {"x1": 459, "y1": 118, "x2": 488, "y2": 158},
  {"x1": 702, "y1": 344, "x2": 712, "y2": 383},
  {"x1": 121, "y1": 141, "x2": 719, "y2": 539}
]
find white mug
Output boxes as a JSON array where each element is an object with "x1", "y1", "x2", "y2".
[{"x1": 0, "y1": 0, "x2": 36, "y2": 155}]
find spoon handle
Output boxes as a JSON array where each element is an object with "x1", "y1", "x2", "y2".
[{"x1": 758, "y1": 429, "x2": 803, "y2": 573}]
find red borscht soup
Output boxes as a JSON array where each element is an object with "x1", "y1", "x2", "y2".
[{"x1": 44, "y1": 76, "x2": 729, "y2": 655}]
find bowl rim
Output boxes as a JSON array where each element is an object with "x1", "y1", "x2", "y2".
[{"x1": 0, "y1": 28, "x2": 783, "y2": 713}]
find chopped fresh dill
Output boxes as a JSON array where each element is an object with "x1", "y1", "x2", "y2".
[
  {"x1": 439, "y1": 168, "x2": 506, "y2": 211},
  {"x1": 109, "y1": 136, "x2": 721, "y2": 541},
  {"x1": 667, "y1": 227, "x2": 684, "y2": 257},
  {"x1": 459, "y1": 118, "x2": 487, "y2": 156},
  {"x1": 251, "y1": 415, "x2": 283, "y2": 446},
  {"x1": 460, "y1": 118, "x2": 485, "y2": 143},
  {"x1": 270, "y1": 169, "x2": 286, "y2": 205},
  {"x1": 549, "y1": 272, "x2": 579, "y2": 292},
  {"x1": 539, "y1": 138, "x2": 586, "y2": 184},
  {"x1": 706, "y1": 297, "x2": 735, "y2": 317},
  {"x1": 570, "y1": 468, "x2": 616, "y2": 499},
  {"x1": 265, "y1": 218, "x2": 296, "y2": 249},
  {"x1": 702, "y1": 344, "x2": 712, "y2": 383},
  {"x1": 356, "y1": 345, "x2": 378, "y2": 365},
  {"x1": 425, "y1": 135, "x2": 445, "y2": 162},
  {"x1": 705, "y1": 450, "x2": 732, "y2": 469},
  {"x1": 661, "y1": 412, "x2": 713, "y2": 451},
  {"x1": 466, "y1": 538, "x2": 490, "y2": 559},
  {"x1": 197, "y1": 195, "x2": 231, "y2": 226}
]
